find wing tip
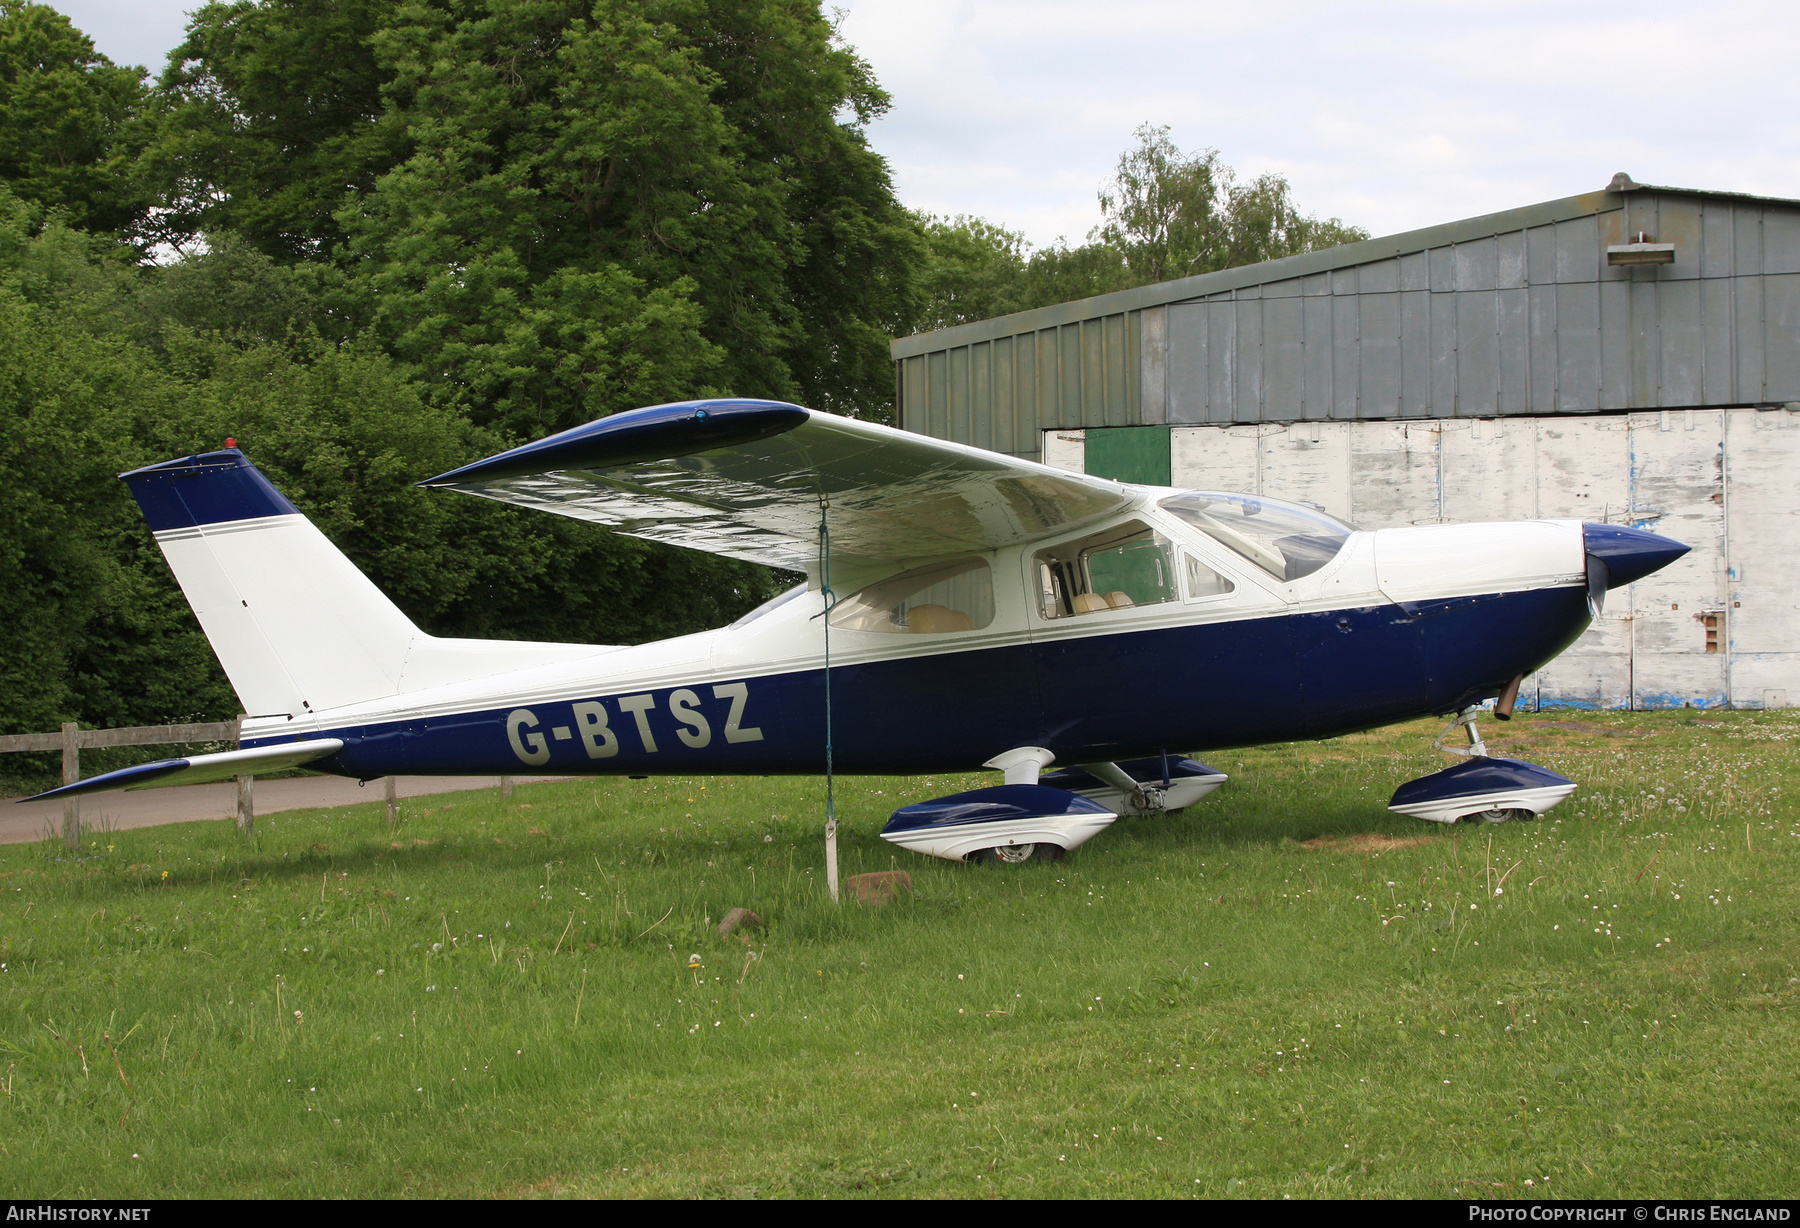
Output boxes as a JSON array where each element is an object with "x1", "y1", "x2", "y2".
[{"x1": 420, "y1": 399, "x2": 811, "y2": 488}]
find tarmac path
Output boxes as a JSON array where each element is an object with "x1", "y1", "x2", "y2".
[{"x1": 0, "y1": 775, "x2": 571, "y2": 845}]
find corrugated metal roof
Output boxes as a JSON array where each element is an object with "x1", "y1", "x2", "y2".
[
  {"x1": 893, "y1": 189, "x2": 1617, "y2": 358},
  {"x1": 891, "y1": 177, "x2": 1800, "y2": 455}
]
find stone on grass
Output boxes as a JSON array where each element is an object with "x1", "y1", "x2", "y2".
[
  {"x1": 716, "y1": 907, "x2": 764, "y2": 937},
  {"x1": 845, "y1": 871, "x2": 913, "y2": 906}
]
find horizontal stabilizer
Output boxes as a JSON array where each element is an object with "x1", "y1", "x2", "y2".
[{"x1": 20, "y1": 740, "x2": 345, "y2": 802}]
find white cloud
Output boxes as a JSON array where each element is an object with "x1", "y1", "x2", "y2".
[
  {"x1": 838, "y1": 0, "x2": 1800, "y2": 244},
  {"x1": 48, "y1": 0, "x2": 194, "y2": 72},
  {"x1": 43, "y1": 0, "x2": 1800, "y2": 246}
]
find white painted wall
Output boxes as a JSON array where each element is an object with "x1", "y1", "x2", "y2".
[{"x1": 1045, "y1": 407, "x2": 1800, "y2": 709}]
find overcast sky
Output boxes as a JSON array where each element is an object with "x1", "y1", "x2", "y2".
[{"x1": 50, "y1": 0, "x2": 1800, "y2": 247}]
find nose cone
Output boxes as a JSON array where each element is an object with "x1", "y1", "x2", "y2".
[{"x1": 1583, "y1": 523, "x2": 1690, "y2": 588}]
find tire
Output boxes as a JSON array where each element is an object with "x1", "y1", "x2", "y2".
[
  {"x1": 1466, "y1": 807, "x2": 1533, "y2": 824},
  {"x1": 973, "y1": 843, "x2": 1064, "y2": 864}
]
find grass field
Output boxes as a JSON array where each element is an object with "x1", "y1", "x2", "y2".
[{"x1": 0, "y1": 709, "x2": 1795, "y2": 1199}]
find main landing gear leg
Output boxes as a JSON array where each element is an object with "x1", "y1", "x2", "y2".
[
  {"x1": 1078, "y1": 760, "x2": 1170, "y2": 814},
  {"x1": 1388, "y1": 704, "x2": 1577, "y2": 826},
  {"x1": 982, "y1": 746, "x2": 1056, "y2": 785}
]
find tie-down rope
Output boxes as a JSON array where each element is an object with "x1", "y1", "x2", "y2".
[{"x1": 817, "y1": 503, "x2": 840, "y2": 903}]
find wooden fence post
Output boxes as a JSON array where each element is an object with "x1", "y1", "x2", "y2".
[
  {"x1": 60, "y1": 722, "x2": 79, "y2": 848},
  {"x1": 237, "y1": 775, "x2": 254, "y2": 835},
  {"x1": 385, "y1": 776, "x2": 398, "y2": 828},
  {"x1": 501, "y1": 775, "x2": 514, "y2": 800}
]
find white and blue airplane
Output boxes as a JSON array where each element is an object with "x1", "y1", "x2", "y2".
[{"x1": 26, "y1": 399, "x2": 1688, "y2": 863}]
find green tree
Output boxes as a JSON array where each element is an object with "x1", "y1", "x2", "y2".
[
  {"x1": 913, "y1": 125, "x2": 1370, "y2": 327},
  {"x1": 1097, "y1": 124, "x2": 1368, "y2": 281},
  {"x1": 143, "y1": 0, "x2": 406, "y2": 261},
  {"x1": 0, "y1": 3, "x2": 148, "y2": 236},
  {"x1": 145, "y1": 0, "x2": 920, "y2": 431},
  {"x1": 0, "y1": 189, "x2": 228, "y2": 762},
  {"x1": 0, "y1": 190, "x2": 780, "y2": 768},
  {"x1": 911, "y1": 212, "x2": 1028, "y2": 333}
]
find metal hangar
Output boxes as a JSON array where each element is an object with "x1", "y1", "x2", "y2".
[{"x1": 889, "y1": 174, "x2": 1800, "y2": 710}]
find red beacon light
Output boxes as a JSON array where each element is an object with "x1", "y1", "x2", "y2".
[{"x1": 225, "y1": 437, "x2": 237, "y2": 448}]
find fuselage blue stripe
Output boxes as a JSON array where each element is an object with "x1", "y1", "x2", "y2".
[{"x1": 252, "y1": 586, "x2": 1590, "y2": 778}]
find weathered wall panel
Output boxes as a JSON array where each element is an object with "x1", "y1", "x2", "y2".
[
  {"x1": 1351, "y1": 422, "x2": 1442, "y2": 526},
  {"x1": 1332, "y1": 294, "x2": 1360, "y2": 419},
  {"x1": 1659, "y1": 280, "x2": 1703, "y2": 406},
  {"x1": 1763, "y1": 210, "x2": 1800, "y2": 274},
  {"x1": 969, "y1": 342, "x2": 993, "y2": 454},
  {"x1": 1557, "y1": 282, "x2": 1601, "y2": 411},
  {"x1": 1724, "y1": 407, "x2": 1800, "y2": 705},
  {"x1": 1235, "y1": 296, "x2": 1263, "y2": 422},
  {"x1": 1443, "y1": 418, "x2": 1537, "y2": 522},
  {"x1": 991, "y1": 336, "x2": 1015, "y2": 455},
  {"x1": 1362, "y1": 293, "x2": 1403, "y2": 417},
  {"x1": 1764, "y1": 274, "x2": 1800, "y2": 398},
  {"x1": 1140, "y1": 306, "x2": 1167, "y2": 426},
  {"x1": 1168, "y1": 424, "x2": 1259, "y2": 493},
  {"x1": 1059, "y1": 324, "x2": 1083, "y2": 423},
  {"x1": 1457, "y1": 290, "x2": 1499, "y2": 414},
  {"x1": 1054, "y1": 405, "x2": 1783, "y2": 709},
  {"x1": 1167, "y1": 303, "x2": 1206, "y2": 423},
  {"x1": 1259, "y1": 422, "x2": 1353, "y2": 521},
  {"x1": 1302, "y1": 294, "x2": 1333, "y2": 420},
  {"x1": 1208, "y1": 300, "x2": 1237, "y2": 424},
  {"x1": 1628, "y1": 409, "x2": 1727, "y2": 708},
  {"x1": 1264, "y1": 295, "x2": 1305, "y2": 418},
  {"x1": 926, "y1": 350, "x2": 949, "y2": 438}
]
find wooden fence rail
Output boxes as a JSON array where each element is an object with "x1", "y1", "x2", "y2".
[
  {"x1": 5, "y1": 720, "x2": 490, "y2": 846},
  {"x1": 0, "y1": 720, "x2": 240, "y2": 754},
  {"x1": 2, "y1": 720, "x2": 243, "y2": 846}
]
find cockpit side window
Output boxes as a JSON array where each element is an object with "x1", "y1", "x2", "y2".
[
  {"x1": 1159, "y1": 491, "x2": 1355, "y2": 581},
  {"x1": 1184, "y1": 555, "x2": 1235, "y2": 600},
  {"x1": 827, "y1": 557, "x2": 994, "y2": 633},
  {"x1": 1034, "y1": 520, "x2": 1177, "y2": 619}
]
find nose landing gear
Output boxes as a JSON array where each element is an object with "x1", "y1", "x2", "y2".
[
  {"x1": 1388, "y1": 705, "x2": 1577, "y2": 825},
  {"x1": 1431, "y1": 706, "x2": 1489, "y2": 759}
]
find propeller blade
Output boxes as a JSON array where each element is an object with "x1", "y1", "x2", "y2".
[{"x1": 1586, "y1": 553, "x2": 1610, "y2": 618}]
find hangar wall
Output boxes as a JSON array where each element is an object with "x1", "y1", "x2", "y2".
[
  {"x1": 893, "y1": 177, "x2": 1800, "y2": 709},
  {"x1": 1042, "y1": 408, "x2": 1800, "y2": 711}
]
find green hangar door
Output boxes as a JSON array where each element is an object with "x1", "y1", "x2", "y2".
[{"x1": 1082, "y1": 426, "x2": 1171, "y2": 486}]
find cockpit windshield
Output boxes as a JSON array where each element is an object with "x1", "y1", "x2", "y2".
[{"x1": 1159, "y1": 491, "x2": 1356, "y2": 581}]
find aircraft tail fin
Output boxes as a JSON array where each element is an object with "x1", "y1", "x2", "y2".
[{"x1": 122, "y1": 450, "x2": 601, "y2": 719}]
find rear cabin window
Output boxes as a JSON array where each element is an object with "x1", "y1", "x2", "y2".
[
  {"x1": 1159, "y1": 491, "x2": 1355, "y2": 581},
  {"x1": 1184, "y1": 555, "x2": 1234, "y2": 599},
  {"x1": 1035, "y1": 521, "x2": 1179, "y2": 619},
  {"x1": 827, "y1": 557, "x2": 994, "y2": 633}
]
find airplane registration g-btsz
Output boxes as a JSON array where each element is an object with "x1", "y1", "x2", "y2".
[{"x1": 30, "y1": 399, "x2": 1689, "y2": 864}]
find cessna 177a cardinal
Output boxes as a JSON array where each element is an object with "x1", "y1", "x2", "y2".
[{"x1": 25, "y1": 399, "x2": 1688, "y2": 863}]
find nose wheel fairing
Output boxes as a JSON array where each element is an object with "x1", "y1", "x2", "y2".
[
  {"x1": 1387, "y1": 706, "x2": 1576, "y2": 824},
  {"x1": 1388, "y1": 755, "x2": 1576, "y2": 825}
]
